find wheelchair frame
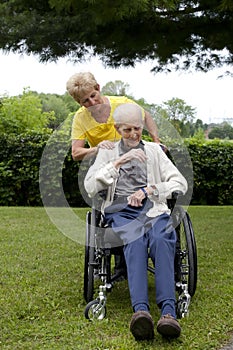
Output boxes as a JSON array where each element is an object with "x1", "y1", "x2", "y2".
[{"x1": 83, "y1": 193, "x2": 197, "y2": 321}]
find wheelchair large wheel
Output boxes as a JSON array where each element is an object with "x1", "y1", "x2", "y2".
[
  {"x1": 173, "y1": 206, "x2": 197, "y2": 297},
  {"x1": 84, "y1": 211, "x2": 95, "y2": 302}
]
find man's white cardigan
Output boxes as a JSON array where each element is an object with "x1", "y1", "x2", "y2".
[{"x1": 84, "y1": 141, "x2": 188, "y2": 217}]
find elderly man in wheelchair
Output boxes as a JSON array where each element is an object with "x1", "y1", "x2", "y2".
[{"x1": 84, "y1": 103, "x2": 190, "y2": 341}]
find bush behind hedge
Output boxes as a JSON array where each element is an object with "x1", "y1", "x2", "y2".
[{"x1": 0, "y1": 132, "x2": 232, "y2": 206}]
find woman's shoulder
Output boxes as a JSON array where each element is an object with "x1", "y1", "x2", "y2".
[
  {"x1": 76, "y1": 106, "x2": 88, "y2": 116},
  {"x1": 108, "y1": 96, "x2": 134, "y2": 105}
]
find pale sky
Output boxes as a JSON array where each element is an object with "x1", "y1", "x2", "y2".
[{"x1": 0, "y1": 51, "x2": 232, "y2": 124}]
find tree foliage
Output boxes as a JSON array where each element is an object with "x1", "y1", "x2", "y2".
[
  {"x1": 208, "y1": 122, "x2": 233, "y2": 139},
  {"x1": 0, "y1": 89, "x2": 54, "y2": 134},
  {"x1": 153, "y1": 98, "x2": 197, "y2": 137},
  {"x1": 101, "y1": 80, "x2": 131, "y2": 96},
  {"x1": 0, "y1": 90, "x2": 79, "y2": 134},
  {"x1": 37, "y1": 92, "x2": 78, "y2": 129},
  {"x1": 1, "y1": 0, "x2": 233, "y2": 72},
  {"x1": 0, "y1": 85, "x2": 229, "y2": 140}
]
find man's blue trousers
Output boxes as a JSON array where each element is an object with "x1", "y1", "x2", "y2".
[{"x1": 104, "y1": 199, "x2": 177, "y2": 312}]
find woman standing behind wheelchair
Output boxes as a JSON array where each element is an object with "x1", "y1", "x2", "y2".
[
  {"x1": 84, "y1": 103, "x2": 188, "y2": 341},
  {"x1": 66, "y1": 71, "x2": 161, "y2": 279}
]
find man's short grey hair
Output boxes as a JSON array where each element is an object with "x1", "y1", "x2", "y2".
[{"x1": 113, "y1": 103, "x2": 144, "y2": 125}]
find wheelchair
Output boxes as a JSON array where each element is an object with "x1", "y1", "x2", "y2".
[{"x1": 83, "y1": 192, "x2": 197, "y2": 321}]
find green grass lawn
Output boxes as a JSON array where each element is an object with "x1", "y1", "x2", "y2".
[{"x1": 0, "y1": 206, "x2": 232, "y2": 350}]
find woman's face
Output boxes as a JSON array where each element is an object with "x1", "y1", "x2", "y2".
[{"x1": 79, "y1": 86, "x2": 103, "y2": 107}]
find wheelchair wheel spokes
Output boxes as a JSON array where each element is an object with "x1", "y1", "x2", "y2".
[
  {"x1": 182, "y1": 211, "x2": 197, "y2": 297},
  {"x1": 174, "y1": 206, "x2": 197, "y2": 298},
  {"x1": 84, "y1": 211, "x2": 95, "y2": 302}
]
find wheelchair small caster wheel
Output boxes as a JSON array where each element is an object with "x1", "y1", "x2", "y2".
[
  {"x1": 176, "y1": 299, "x2": 189, "y2": 319},
  {"x1": 84, "y1": 299, "x2": 106, "y2": 321}
]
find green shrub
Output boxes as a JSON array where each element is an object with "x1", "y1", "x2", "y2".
[
  {"x1": 0, "y1": 132, "x2": 49, "y2": 206},
  {"x1": 186, "y1": 139, "x2": 233, "y2": 205}
]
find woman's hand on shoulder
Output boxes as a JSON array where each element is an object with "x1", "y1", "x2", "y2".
[{"x1": 97, "y1": 140, "x2": 115, "y2": 150}]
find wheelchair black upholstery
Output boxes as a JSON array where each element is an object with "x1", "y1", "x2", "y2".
[{"x1": 84, "y1": 192, "x2": 197, "y2": 321}]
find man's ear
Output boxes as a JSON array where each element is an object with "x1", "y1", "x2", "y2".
[
  {"x1": 96, "y1": 84, "x2": 101, "y2": 91},
  {"x1": 114, "y1": 124, "x2": 121, "y2": 134}
]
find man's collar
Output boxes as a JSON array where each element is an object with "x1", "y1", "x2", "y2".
[{"x1": 119, "y1": 139, "x2": 145, "y2": 154}]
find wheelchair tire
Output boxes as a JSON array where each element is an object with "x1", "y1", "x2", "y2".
[
  {"x1": 173, "y1": 206, "x2": 197, "y2": 297},
  {"x1": 84, "y1": 299, "x2": 106, "y2": 321},
  {"x1": 84, "y1": 211, "x2": 95, "y2": 303}
]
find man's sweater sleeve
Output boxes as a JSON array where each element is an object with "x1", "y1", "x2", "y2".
[{"x1": 84, "y1": 154, "x2": 119, "y2": 198}]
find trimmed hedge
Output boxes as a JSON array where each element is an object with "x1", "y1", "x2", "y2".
[
  {"x1": 0, "y1": 133, "x2": 232, "y2": 206},
  {"x1": 186, "y1": 139, "x2": 233, "y2": 205},
  {"x1": 0, "y1": 132, "x2": 48, "y2": 206}
]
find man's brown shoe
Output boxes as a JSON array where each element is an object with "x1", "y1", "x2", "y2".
[
  {"x1": 157, "y1": 314, "x2": 181, "y2": 338},
  {"x1": 130, "y1": 311, "x2": 154, "y2": 341}
]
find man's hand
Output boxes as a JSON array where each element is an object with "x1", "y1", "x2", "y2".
[
  {"x1": 127, "y1": 188, "x2": 147, "y2": 207},
  {"x1": 114, "y1": 149, "x2": 147, "y2": 169}
]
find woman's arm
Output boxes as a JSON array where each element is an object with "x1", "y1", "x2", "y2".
[
  {"x1": 144, "y1": 110, "x2": 160, "y2": 143},
  {"x1": 72, "y1": 139, "x2": 98, "y2": 161}
]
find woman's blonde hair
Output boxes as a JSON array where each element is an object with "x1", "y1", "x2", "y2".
[{"x1": 66, "y1": 72, "x2": 99, "y2": 102}]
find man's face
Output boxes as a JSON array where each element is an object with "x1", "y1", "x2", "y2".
[
  {"x1": 116, "y1": 123, "x2": 143, "y2": 148},
  {"x1": 79, "y1": 86, "x2": 103, "y2": 107}
]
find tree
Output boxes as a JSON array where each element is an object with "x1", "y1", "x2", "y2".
[
  {"x1": 194, "y1": 118, "x2": 206, "y2": 131},
  {"x1": 101, "y1": 80, "x2": 130, "y2": 96},
  {"x1": 191, "y1": 128, "x2": 207, "y2": 142},
  {"x1": 154, "y1": 98, "x2": 196, "y2": 137},
  {"x1": 208, "y1": 122, "x2": 233, "y2": 139},
  {"x1": 38, "y1": 92, "x2": 78, "y2": 129},
  {"x1": 0, "y1": 89, "x2": 54, "y2": 134},
  {"x1": 0, "y1": 0, "x2": 233, "y2": 72}
]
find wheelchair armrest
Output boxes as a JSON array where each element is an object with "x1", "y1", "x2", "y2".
[
  {"x1": 167, "y1": 191, "x2": 184, "y2": 210},
  {"x1": 172, "y1": 191, "x2": 184, "y2": 200}
]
